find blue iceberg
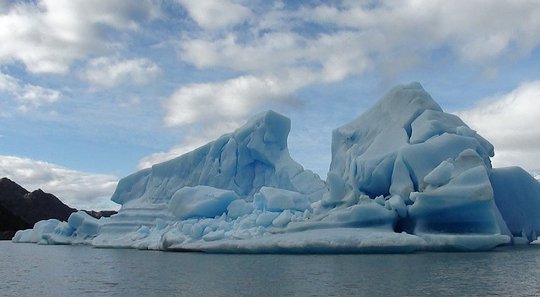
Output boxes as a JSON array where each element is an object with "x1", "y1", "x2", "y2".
[{"x1": 14, "y1": 82, "x2": 540, "y2": 253}]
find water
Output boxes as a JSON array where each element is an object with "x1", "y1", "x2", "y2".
[{"x1": 1, "y1": 242, "x2": 540, "y2": 297}]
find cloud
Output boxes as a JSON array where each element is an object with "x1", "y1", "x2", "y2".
[
  {"x1": 0, "y1": 1, "x2": 8, "y2": 13},
  {"x1": 0, "y1": 0, "x2": 159, "y2": 74},
  {"x1": 177, "y1": 0, "x2": 251, "y2": 30},
  {"x1": 0, "y1": 71, "x2": 60, "y2": 110},
  {"x1": 163, "y1": 72, "x2": 313, "y2": 127},
  {"x1": 300, "y1": 1, "x2": 540, "y2": 62},
  {"x1": 81, "y1": 57, "x2": 160, "y2": 88},
  {"x1": 179, "y1": 30, "x2": 372, "y2": 83},
  {"x1": 457, "y1": 81, "x2": 540, "y2": 171},
  {"x1": 178, "y1": 1, "x2": 540, "y2": 80},
  {"x1": 0, "y1": 155, "x2": 119, "y2": 210}
]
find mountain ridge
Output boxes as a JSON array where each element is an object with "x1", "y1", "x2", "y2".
[{"x1": 0, "y1": 177, "x2": 117, "y2": 239}]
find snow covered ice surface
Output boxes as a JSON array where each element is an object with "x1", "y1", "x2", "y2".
[{"x1": 14, "y1": 82, "x2": 540, "y2": 253}]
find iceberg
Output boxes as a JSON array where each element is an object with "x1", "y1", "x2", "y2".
[
  {"x1": 11, "y1": 211, "x2": 102, "y2": 245},
  {"x1": 14, "y1": 82, "x2": 540, "y2": 253}
]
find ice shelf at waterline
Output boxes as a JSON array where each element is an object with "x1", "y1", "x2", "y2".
[{"x1": 13, "y1": 82, "x2": 540, "y2": 253}]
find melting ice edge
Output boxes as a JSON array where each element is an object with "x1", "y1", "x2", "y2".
[{"x1": 13, "y1": 82, "x2": 540, "y2": 253}]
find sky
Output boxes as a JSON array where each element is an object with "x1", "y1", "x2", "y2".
[{"x1": 1, "y1": 0, "x2": 539, "y2": 210}]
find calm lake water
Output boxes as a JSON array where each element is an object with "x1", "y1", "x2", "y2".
[{"x1": 1, "y1": 241, "x2": 540, "y2": 297}]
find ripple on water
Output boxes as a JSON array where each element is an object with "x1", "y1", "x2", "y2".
[{"x1": 1, "y1": 242, "x2": 540, "y2": 297}]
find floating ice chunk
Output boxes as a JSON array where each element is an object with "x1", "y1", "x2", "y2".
[
  {"x1": 29, "y1": 211, "x2": 106, "y2": 245},
  {"x1": 169, "y1": 186, "x2": 239, "y2": 220},
  {"x1": 11, "y1": 219, "x2": 60, "y2": 244}
]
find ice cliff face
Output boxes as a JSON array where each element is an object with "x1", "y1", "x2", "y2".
[
  {"x1": 112, "y1": 110, "x2": 325, "y2": 206},
  {"x1": 14, "y1": 82, "x2": 540, "y2": 253}
]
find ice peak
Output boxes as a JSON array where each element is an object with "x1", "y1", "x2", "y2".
[
  {"x1": 339, "y1": 82, "x2": 442, "y2": 135},
  {"x1": 235, "y1": 109, "x2": 291, "y2": 152},
  {"x1": 327, "y1": 81, "x2": 494, "y2": 201},
  {"x1": 381, "y1": 82, "x2": 441, "y2": 118},
  {"x1": 330, "y1": 83, "x2": 442, "y2": 175},
  {"x1": 110, "y1": 109, "x2": 325, "y2": 205}
]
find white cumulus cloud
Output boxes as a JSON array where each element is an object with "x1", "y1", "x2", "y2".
[
  {"x1": 163, "y1": 72, "x2": 313, "y2": 127},
  {"x1": 177, "y1": 0, "x2": 251, "y2": 30},
  {"x1": 457, "y1": 81, "x2": 540, "y2": 171},
  {"x1": 81, "y1": 57, "x2": 161, "y2": 88},
  {"x1": 0, "y1": 0, "x2": 159, "y2": 74},
  {"x1": 0, "y1": 71, "x2": 60, "y2": 110},
  {"x1": 179, "y1": 1, "x2": 540, "y2": 82},
  {"x1": 0, "y1": 155, "x2": 119, "y2": 210}
]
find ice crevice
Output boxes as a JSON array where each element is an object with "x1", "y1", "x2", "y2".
[{"x1": 13, "y1": 82, "x2": 540, "y2": 253}]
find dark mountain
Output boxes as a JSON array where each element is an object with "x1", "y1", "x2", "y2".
[
  {"x1": 0, "y1": 177, "x2": 77, "y2": 239},
  {"x1": 83, "y1": 210, "x2": 118, "y2": 219},
  {"x1": 0, "y1": 204, "x2": 31, "y2": 240}
]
